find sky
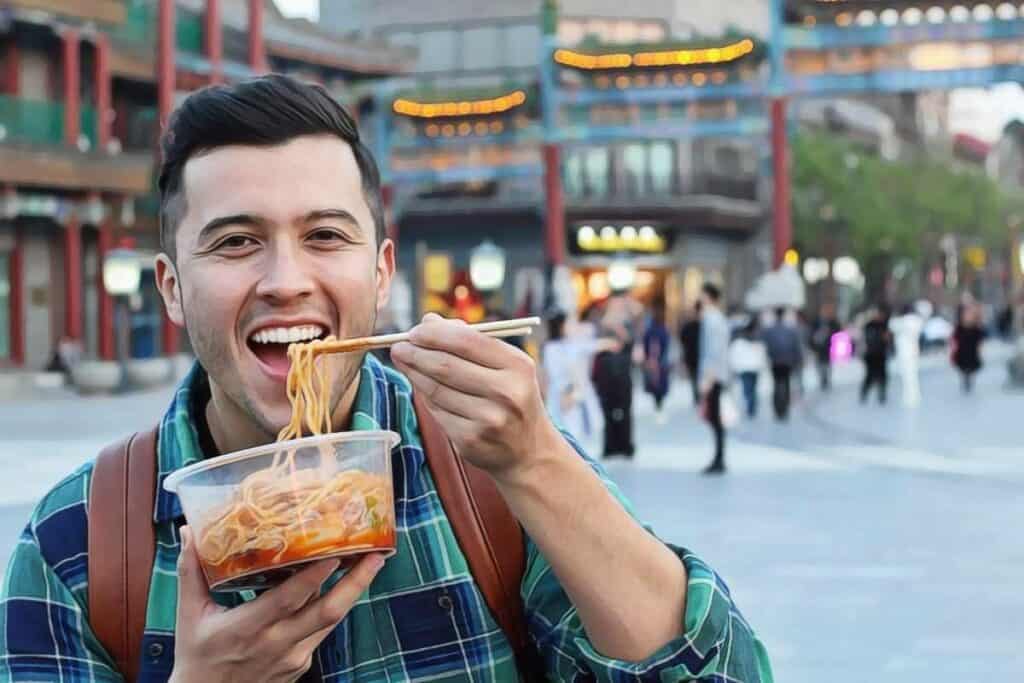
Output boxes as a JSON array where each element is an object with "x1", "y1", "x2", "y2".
[{"x1": 275, "y1": 0, "x2": 318, "y2": 21}]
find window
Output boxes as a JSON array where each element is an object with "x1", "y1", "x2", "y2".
[
  {"x1": 650, "y1": 142, "x2": 674, "y2": 194},
  {"x1": 462, "y1": 27, "x2": 500, "y2": 71},
  {"x1": 584, "y1": 147, "x2": 610, "y2": 197},
  {"x1": 0, "y1": 252, "x2": 10, "y2": 361},
  {"x1": 505, "y1": 25, "x2": 540, "y2": 68},
  {"x1": 564, "y1": 151, "x2": 584, "y2": 198},
  {"x1": 623, "y1": 144, "x2": 647, "y2": 195},
  {"x1": 418, "y1": 31, "x2": 457, "y2": 72}
]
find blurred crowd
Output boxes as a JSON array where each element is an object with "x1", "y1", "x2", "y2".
[{"x1": 534, "y1": 286, "x2": 1012, "y2": 475}]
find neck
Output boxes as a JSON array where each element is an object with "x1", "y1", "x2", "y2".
[{"x1": 205, "y1": 370, "x2": 363, "y2": 455}]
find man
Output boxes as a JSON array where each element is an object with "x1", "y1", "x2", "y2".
[
  {"x1": 679, "y1": 301, "x2": 702, "y2": 405},
  {"x1": 0, "y1": 76, "x2": 771, "y2": 682},
  {"x1": 762, "y1": 308, "x2": 803, "y2": 421},
  {"x1": 861, "y1": 305, "x2": 892, "y2": 404},
  {"x1": 697, "y1": 284, "x2": 730, "y2": 475},
  {"x1": 809, "y1": 303, "x2": 841, "y2": 391},
  {"x1": 592, "y1": 289, "x2": 642, "y2": 458}
]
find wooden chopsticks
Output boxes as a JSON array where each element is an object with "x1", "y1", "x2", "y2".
[{"x1": 311, "y1": 317, "x2": 541, "y2": 356}]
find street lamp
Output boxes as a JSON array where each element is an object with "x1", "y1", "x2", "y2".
[
  {"x1": 607, "y1": 254, "x2": 637, "y2": 293},
  {"x1": 103, "y1": 249, "x2": 142, "y2": 390},
  {"x1": 469, "y1": 240, "x2": 506, "y2": 293}
]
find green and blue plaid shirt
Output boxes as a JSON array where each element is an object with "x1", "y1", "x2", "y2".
[{"x1": 1, "y1": 356, "x2": 772, "y2": 682}]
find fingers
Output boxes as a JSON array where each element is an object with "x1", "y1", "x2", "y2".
[
  {"x1": 175, "y1": 526, "x2": 214, "y2": 623},
  {"x1": 391, "y1": 344, "x2": 498, "y2": 402},
  {"x1": 285, "y1": 553, "x2": 386, "y2": 640},
  {"x1": 240, "y1": 558, "x2": 341, "y2": 627},
  {"x1": 407, "y1": 315, "x2": 521, "y2": 370}
]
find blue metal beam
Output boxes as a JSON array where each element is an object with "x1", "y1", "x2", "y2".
[
  {"x1": 555, "y1": 117, "x2": 769, "y2": 143},
  {"x1": 390, "y1": 126, "x2": 543, "y2": 151},
  {"x1": 390, "y1": 163, "x2": 542, "y2": 186},
  {"x1": 558, "y1": 81, "x2": 766, "y2": 107},
  {"x1": 788, "y1": 64, "x2": 1024, "y2": 96},
  {"x1": 786, "y1": 17, "x2": 1024, "y2": 50}
]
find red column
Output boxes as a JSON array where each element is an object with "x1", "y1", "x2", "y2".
[
  {"x1": 64, "y1": 219, "x2": 83, "y2": 341},
  {"x1": 2, "y1": 40, "x2": 19, "y2": 95},
  {"x1": 771, "y1": 97, "x2": 792, "y2": 268},
  {"x1": 158, "y1": 0, "x2": 178, "y2": 354},
  {"x1": 9, "y1": 226, "x2": 24, "y2": 366},
  {"x1": 206, "y1": 0, "x2": 223, "y2": 83},
  {"x1": 61, "y1": 29, "x2": 81, "y2": 148},
  {"x1": 543, "y1": 144, "x2": 565, "y2": 266},
  {"x1": 97, "y1": 215, "x2": 115, "y2": 361},
  {"x1": 248, "y1": 0, "x2": 267, "y2": 73},
  {"x1": 94, "y1": 34, "x2": 111, "y2": 152}
]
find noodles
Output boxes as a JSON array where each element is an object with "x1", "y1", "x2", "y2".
[
  {"x1": 276, "y1": 336, "x2": 335, "y2": 442},
  {"x1": 195, "y1": 336, "x2": 395, "y2": 588}
]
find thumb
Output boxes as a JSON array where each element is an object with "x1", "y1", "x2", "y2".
[{"x1": 175, "y1": 525, "x2": 214, "y2": 621}]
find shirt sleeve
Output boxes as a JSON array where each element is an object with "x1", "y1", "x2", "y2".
[
  {"x1": 521, "y1": 438, "x2": 774, "y2": 682},
  {"x1": 0, "y1": 478, "x2": 122, "y2": 682}
]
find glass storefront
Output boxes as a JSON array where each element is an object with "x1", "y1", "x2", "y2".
[{"x1": 0, "y1": 253, "x2": 10, "y2": 361}]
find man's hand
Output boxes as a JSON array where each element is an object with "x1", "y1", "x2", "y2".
[
  {"x1": 169, "y1": 526, "x2": 386, "y2": 683},
  {"x1": 390, "y1": 314, "x2": 564, "y2": 481}
]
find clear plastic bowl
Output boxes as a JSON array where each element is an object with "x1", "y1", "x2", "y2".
[{"x1": 164, "y1": 431, "x2": 399, "y2": 592}]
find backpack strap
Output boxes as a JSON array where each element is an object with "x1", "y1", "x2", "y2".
[
  {"x1": 88, "y1": 427, "x2": 159, "y2": 683},
  {"x1": 411, "y1": 392, "x2": 541, "y2": 677}
]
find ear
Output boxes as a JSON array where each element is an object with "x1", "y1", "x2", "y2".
[
  {"x1": 154, "y1": 254, "x2": 185, "y2": 327},
  {"x1": 374, "y1": 238, "x2": 396, "y2": 314}
]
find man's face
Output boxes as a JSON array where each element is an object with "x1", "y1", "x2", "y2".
[{"x1": 155, "y1": 135, "x2": 394, "y2": 438}]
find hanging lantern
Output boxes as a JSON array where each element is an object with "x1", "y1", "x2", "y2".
[{"x1": 469, "y1": 240, "x2": 507, "y2": 293}]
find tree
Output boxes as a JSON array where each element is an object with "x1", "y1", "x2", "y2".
[{"x1": 792, "y1": 131, "x2": 1012, "y2": 302}]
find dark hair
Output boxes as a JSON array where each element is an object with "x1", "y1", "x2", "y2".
[
  {"x1": 774, "y1": 306, "x2": 786, "y2": 319},
  {"x1": 547, "y1": 311, "x2": 567, "y2": 341},
  {"x1": 702, "y1": 283, "x2": 721, "y2": 303},
  {"x1": 158, "y1": 74, "x2": 384, "y2": 260}
]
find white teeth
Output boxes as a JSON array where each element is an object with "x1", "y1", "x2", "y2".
[{"x1": 250, "y1": 325, "x2": 325, "y2": 344}]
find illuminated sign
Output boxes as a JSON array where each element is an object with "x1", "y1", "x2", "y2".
[{"x1": 575, "y1": 224, "x2": 667, "y2": 253}]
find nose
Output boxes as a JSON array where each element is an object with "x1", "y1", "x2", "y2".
[{"x1": 255, "y1": 240, "x2": 315, "y2": 304}]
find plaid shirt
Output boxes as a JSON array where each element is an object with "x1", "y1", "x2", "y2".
[{"x1": 1, "y1": 356, "x2": 772, "y2": 682}]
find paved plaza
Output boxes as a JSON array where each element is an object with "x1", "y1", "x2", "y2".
[{"x1": 0, "y1": 352, "x2": 1021, "y2": 682}]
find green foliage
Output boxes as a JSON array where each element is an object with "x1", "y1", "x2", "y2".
[{"x1": 792, "y1": 131, "x2": 1012, "y2": 269}]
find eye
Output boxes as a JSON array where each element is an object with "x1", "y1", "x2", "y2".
[
  {"x1": 215, "y1": 234, "x2": 258, "y2": 250},
  {"x1": 307, "y1": 228, "x2": 349, "y2": 244}
]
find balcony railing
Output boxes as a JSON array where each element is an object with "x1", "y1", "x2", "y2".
[
  {"x1": 0, "y1": 96, "x2": 64, "y2": 146},
  {"x1": 0, "y1": 96, "x2": 101, "y2": 150},
  {"x1": 112, "y1": 1, "x2": 204, "y2": 55}
]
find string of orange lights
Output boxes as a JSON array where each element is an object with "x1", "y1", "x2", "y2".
[
  {"x1": 554, "y1": 38, "x2": 756, "y2": 71},
  {"x1": 393, "y1": 90, "x2": 527, "y2": 119}
]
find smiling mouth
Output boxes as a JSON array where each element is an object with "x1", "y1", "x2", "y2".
[{"x1": 247, "y1": 325, "x2": 327, "y2": 378}]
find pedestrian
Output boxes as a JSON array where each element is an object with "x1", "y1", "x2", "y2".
[
  {"x1": 809, "y1": 303, "x2": 841, "y2": 391},
  {"x1": 889, "y1": 303, "x2": 923, "y2": 407},
  {"x1": 698, "y1": 283, "x2": 731, "y2": 474},
  {"x1": 642, "y1": 300, "x2": 672, "y2": 424},
  {"x1": 542, "y1": 311, "x2": 620, "y2": 443},
  {"x1": 0, "y1": 75, "x2": 771, "y2": 682},
  {"x1": 592, "y1": 290, "x2": 642, "y2": 458},
  {"x1": 762, "y1": 308, "x2": 803, "y2": 420},
  {"x1": 788, "y1": 309, "x2": 809, "y2": 399},
  {"x1": 860, "y1": 305, "x2": 892, "y2": 404},
  {"x1": 952, "y1": 303, "x2": 986, "y2": 393},
  {"x1": 729, "y1": 317, "x2": 768, "y2": 418},
  {"x1": 678, "y1": 302, "x2": 702, "y2": 405}
]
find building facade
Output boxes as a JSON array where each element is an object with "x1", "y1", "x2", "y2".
[
  {"x1": 0, "y1": 0, "x2": 410, "y2": 372},
  {"x1": 323, "y1": 0, "x2": 773, "y2": 328}
]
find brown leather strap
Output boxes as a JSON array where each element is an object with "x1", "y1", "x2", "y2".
[
  {"x1": 412, "y1": 392, "x2": 539, "y2": 675},
  {"x1": 88, "y1": 427, "x2": 159, "y2": 683}
]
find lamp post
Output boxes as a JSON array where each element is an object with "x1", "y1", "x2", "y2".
[
  {"x1": 469, "y1": 240, "x2": 507, "y2": 315},
  {"x1": 103, "y1": 248, "x2": 142, "y2": 390}
]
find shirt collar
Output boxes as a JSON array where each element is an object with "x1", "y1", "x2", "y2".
[{"x1": 154, "y1": 354, "x2": 394, "y2": 523}]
